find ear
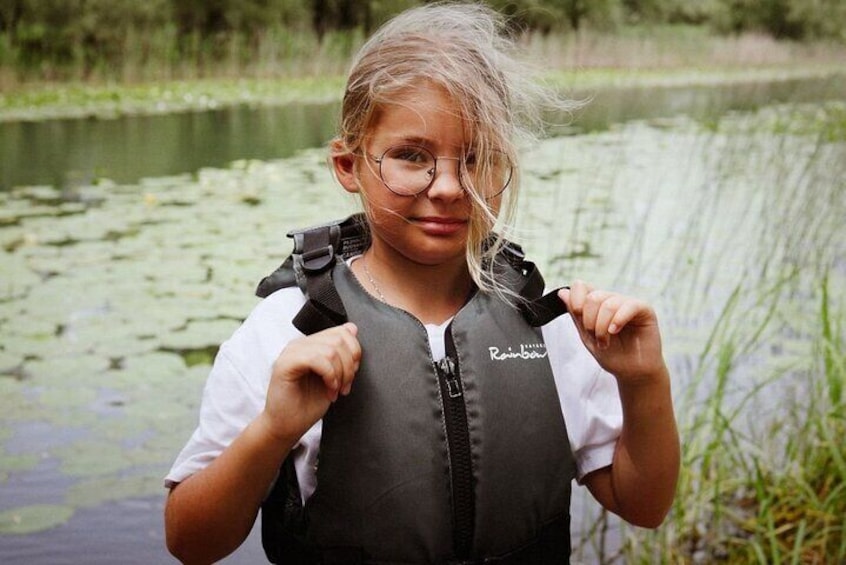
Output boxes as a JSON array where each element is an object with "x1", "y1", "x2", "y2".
[{"x1": 331, "y1": 140, "x2": 359, "y2": 194}]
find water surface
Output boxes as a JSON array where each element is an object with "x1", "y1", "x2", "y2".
[{"x1": 2, "y1": 74, "x2": 843, "y2": 190}]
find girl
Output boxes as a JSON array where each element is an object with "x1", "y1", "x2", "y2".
[{"x1": 164, "y1": 3, "x2": 679, "y2": 564}]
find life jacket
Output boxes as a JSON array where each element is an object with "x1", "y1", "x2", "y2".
[{"x1": 256, "y1": 215, "x2": 576, "y2": 564}]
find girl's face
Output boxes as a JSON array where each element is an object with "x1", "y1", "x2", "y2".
[{"x1": 335, "y1": 83, "x2": 496, "y2": 270}]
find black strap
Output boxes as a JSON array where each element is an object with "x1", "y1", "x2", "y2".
[
  {"x1": 493, "y1": 248, "x2": 568, "y2": 327},
  {"x1": 292, "y1": 269, "x2": 348, "y2": 335},
  {"x1": 256, "y1": 214, "x2": 368, "y2": 298},
  {"x1": 261, "y1": 458, "x2": 314, "y2": 563},
  {"x1": 292, "y1": 225, "x2": 349, "y2": 335},
  {"x1": 257, "y1": 217, "x2": 568, "y2": 334},
  {"x1": 256, "y1": 256, "x2": 298, "y2": 298},
  {"x1": 519, "y1": 287, "x2": 569, "y2": 327}
]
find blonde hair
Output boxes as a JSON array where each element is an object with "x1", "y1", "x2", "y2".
[{"x1": 334, "y1": 1, "x2": 575, "y2": 296}]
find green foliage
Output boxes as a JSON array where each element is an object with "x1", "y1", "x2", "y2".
[
  {"x1": 724, "y1": 292, "x2": 846, "y2": 563},
  {"x1": 618, "y1": 107, "x2": 846, "y2": 563},
  {"x1": 1, "y1": 1, "x2": 844, "y2": 82},
  {"x1": 712, "y1": 0, "x2": 846, "y2": 40}
]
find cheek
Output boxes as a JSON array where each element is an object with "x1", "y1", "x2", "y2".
[{"x1": 358, "y1": 188, "x2": 404, "y2": 225}]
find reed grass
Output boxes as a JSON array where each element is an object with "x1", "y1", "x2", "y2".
[
  {"x1": 607, "y1": 105, "x2": 846, "y2": 564},
  {"x1": 2, "y1": 24, "x2": 845, "y2": 91}
]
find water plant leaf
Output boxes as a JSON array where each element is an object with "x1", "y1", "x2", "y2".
[{"x1": 0, "y1": 505, "x2": 75, "y2": 534}]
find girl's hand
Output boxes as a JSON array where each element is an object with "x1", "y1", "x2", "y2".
[
  {"x1": 558, "y1": 281, "x2": 665, "y2": 383},
  {"x1": 259, "y1": 323, "x2": 361, "y2": 442}
]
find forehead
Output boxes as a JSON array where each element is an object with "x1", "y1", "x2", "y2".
[{"x1": 367, "y1": 83, "x2": 474, "y2": 147}]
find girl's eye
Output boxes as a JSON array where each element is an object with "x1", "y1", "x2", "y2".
[
  {"x1": 388, "y1": 146, "x2": 430, "y2": 164},
  {"x1": 463, "y1": 152, "x2": 477, "y2": 168}
]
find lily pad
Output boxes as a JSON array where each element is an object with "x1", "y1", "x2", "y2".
[
  {"x1": 65, "y1": 474, "x2": 163, "y2": 509},
  {"x1": 0, "y1": 452, "x2": 40, "y2": 475},
  {"x1": 54, "y1": 440, "x2": 135, "y2": 477},
  {"x1": 0, "y1": 504, "x2": 75, "y2": 534}
]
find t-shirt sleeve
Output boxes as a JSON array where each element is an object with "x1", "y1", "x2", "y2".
[
  {"x1": 164, "y1": 287, "x2": 306, "y2": 488},
  {"x1": 542, "y1": 316, "x2": 623, "y2": 482}
]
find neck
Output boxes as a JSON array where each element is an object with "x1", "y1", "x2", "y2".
[{"x1": 356, "y1": 248, "x2": 473, "y2": 325}]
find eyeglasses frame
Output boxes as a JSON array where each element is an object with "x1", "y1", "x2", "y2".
[{"x1": 364, "y1": 144, "x2": 513, "y2": 199}]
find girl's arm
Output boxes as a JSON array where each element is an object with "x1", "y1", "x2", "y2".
[
  {"x1": 559, "y1": 282, "x2": 680, "y2": 528},
  {"x1": 165, "y1": 323, "x2": 361, "y2": 564}
]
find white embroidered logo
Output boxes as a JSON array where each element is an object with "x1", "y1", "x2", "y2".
[{"x1": 488, "y1": 343, "x2": 548, "y2": 361}]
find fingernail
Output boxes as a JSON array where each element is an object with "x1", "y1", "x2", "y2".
[{"x1": 609, "y1": 323, "x2": 618, "y2": 334}]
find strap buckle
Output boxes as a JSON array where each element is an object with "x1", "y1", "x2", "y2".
[{"x1": 300, "y1": 244, "x2": 335, "y2": 274}]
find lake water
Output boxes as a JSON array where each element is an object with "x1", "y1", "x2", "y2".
[
  {"x1": 1, "y1": 74, "x2": 844, "y2": 563},
  {"x1": 3, "y1": 75, "x2": 844, "y2": 190}
]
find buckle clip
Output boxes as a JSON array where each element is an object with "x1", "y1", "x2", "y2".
[{"x1": 300, "y1": 245, "x2": 335, "y2": 274}]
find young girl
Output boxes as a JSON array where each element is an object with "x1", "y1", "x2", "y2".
[{"x1": 164, "y1": 3, "x2": 679, "y2": 563}]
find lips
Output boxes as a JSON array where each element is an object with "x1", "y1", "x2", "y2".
[{"x1": 414, "y1": 216, "x2": 468, "y2": 236}]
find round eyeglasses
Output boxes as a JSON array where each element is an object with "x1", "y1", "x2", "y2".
[{"x1": 367, "y1": 145, "x2": 513, "y2": 198}]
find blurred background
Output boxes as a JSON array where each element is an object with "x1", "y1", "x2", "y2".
[{"x1": 1, "y1": 1, "x2": 844, "y2": 563}]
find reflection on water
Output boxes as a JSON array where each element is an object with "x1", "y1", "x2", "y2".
[
  {"x1": 2, "y1": 75, "x2": 844, "y2": 190},
  {"x1": 565, "y1": 74, "x2": 846, "y2": 134},
  {"x1": 0, "y1": 102, "x2": 340, "y2": 190},
  {"x1": 0, "y1": 81, "x2": 844, "y2": 563}
]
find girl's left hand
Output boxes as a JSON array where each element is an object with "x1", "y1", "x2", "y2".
[{"x1": 558, "y1": 280, "x2": 666, "y2": 383}]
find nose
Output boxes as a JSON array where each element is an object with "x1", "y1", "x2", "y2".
[{"x1": 426, "y1": 157, "x2": 465, "y2": 201}]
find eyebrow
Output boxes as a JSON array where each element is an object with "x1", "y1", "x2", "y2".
[
  {"x1": 392, "y1": 135, "x2": 434, "y2": 147},
  {"x1": 386, "y1": 135, "x2": 470, "y2": 153}
]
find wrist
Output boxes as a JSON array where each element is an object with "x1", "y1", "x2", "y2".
[
  {"x1": 614, "y1": 364, "x2": 675, "y2": 429},
  {"x1": 252, "y1": 410, "x2": 301, "y2": 454},
  {"x1": 615, "y1": 364, "x2": 671, "y2": 395}
]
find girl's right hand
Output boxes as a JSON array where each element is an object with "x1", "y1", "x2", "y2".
[{"x1": 259, "y1": 323, "x2": 361, "y2": 442}]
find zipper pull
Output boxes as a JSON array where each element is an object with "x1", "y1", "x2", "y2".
[{"x1": 437, "y1": 356, "x2": 463, "y2": 398}]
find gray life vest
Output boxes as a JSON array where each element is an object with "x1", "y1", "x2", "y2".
[{"x1": 256, "y1": 215, "x2": 576, "y2": 564}]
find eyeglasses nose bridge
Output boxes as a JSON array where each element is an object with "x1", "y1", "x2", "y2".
[
  {"x1": 430, "y1": 155, "x2": 464, "y2": 182},
  {"x1": 427, "y1": 155, "x2": 466, "y2": 193}
]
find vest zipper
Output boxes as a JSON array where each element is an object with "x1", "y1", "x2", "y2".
[{"x1": 435, "y1": 328, "x2": 474, "y2": 559}]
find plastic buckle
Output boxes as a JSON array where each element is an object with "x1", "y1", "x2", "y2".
[{"x1": 300, "y1": 245, "x2": 335, "y2": 274}]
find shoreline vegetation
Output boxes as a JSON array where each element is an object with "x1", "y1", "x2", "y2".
[{"x1": 2, "y1": 26, "x2": 846, "y2": 122}]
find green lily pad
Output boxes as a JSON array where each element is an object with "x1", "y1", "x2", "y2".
[
  {"x1": 65, "y1": 474, "x2": 163, "y2": 509},
  {"x1": 0, "y1": 504, "x2": 75, "y2": 534},
  {"x1": 55, "y1": 439, "x2": 134, "y2": 477},
  {"x1": 0, "y1": 452, "x2": 40, "y2": 475}
]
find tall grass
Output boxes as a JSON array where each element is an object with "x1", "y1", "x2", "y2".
[
  {"x1": 2, "y1": 24, "x2": 846, "y2": 90},
  {"x1": 720, "y1": 276, "x2": 845, "y2": 564},
  {"x1": 0, "y1": 25, "x2": 363, "y2": 87},
  {"x1": 614, "y1": 106, "x2": 846, "y2": 563},
  {"x1": 551, "y1": 100, "x2": 846, "y2": 563}
]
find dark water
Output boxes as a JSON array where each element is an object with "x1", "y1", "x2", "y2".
[
  {"x1": 0, "y1": 496, "x2": 265, "y2": 564},
  {"x1": 1, "y1": 74, "x2": 843, "y2": 190},
  {"x1": 0, "y1": 102, "x2": 340, "y2": 190}
]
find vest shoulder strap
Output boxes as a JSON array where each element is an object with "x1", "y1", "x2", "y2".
[
  {"x1": 255, "y1": 214, "x2": 368, "y2": 335},
  {"x1": 255, "y1": 214, "x2": 567, "y2": 334}
]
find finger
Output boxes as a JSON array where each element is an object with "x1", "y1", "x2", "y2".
[
  {"x1": 307, "y1": 335, "x2": 351, "y2": 400},
  {"x1": 559, "y1": 285, "x2": 595, "y2": 348},
  {"x1": 557, "y1": 287, "x2": 571, "y2": 311},
  {"x1": 324, "y1": 324, "x2": 361, "y2": 396},
  {"x1": 567, "y1": 279, "x2": 590, "y2": 316},
  {"x1": 303, "y1": 344, "x2": 343, "y2": 401},
  {"x1": 581, "y1": 289, "x2": 612, "y2": 333},
  {"x1": 608, "y1": 299, "x2": 652, "y2": 335},
  {"x1": 594, "y1": 294, "x2": 625, "y2": 346},
  {"x1": 338, "y1": 338, "x2": 361, "y2": 397}
]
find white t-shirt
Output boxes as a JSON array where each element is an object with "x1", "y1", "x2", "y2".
[{"x1": 165, "y1": 284, "x2": 623, "y2": 501}]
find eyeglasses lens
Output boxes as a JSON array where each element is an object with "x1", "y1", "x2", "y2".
[{"x1": 379, "y1": 145, "x2": 512, "y2": 197}]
